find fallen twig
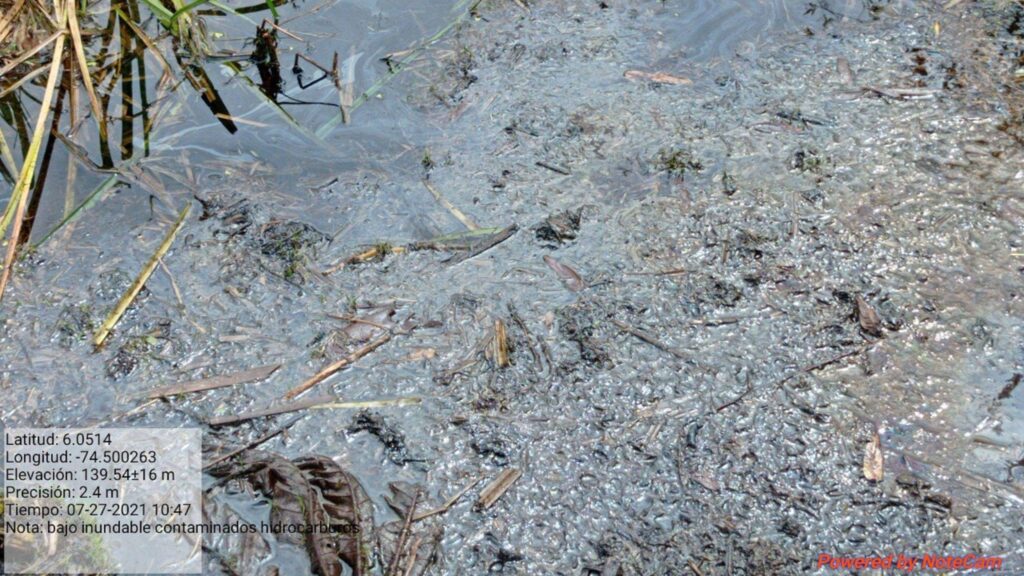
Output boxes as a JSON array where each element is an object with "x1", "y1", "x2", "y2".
[
  {"x1": 413, "y1": 476, "x2": 482, "y2": 521},
  {"x1": 387, "y1": 489, "x2": 420, "y2": 576},
  {"x1": 423, "y1": 179, "x2": 477, "y2": 231},
  {"x1": 612, "y1": 319, "x2": 689, "y2": 358},
  {"x1": 204, "y1": 414, "x2": 305, "y2": 469},
  {"x1": 93, "y1": 204, "x2": 191, "y2": 347},
  {"x1": 283, "y1": 331, "x2": 394, "y2": 399},
  {"x1": 208, "y1": 395, "x2": 421, "y2": 426},
  {"x1": 475, "y1": 468, "x2": 522, "y2": 510},
  {"x1": 401, "y1": 535, "x2": 424, "y2": 576},
  {"x1": 535, "y1": 161, "x2": 570, "y2": 175},
  {"x1": 624, "y1": 70, "x2": 691, "y2": 85},
  {"x1": 716, "y1": 346, "x2": 867, "y2": 412},
  {"x1": 324, "y1": 225, "x2": 517, "y2": 273},
  {"x1": 144, "y1": 364, "x2": 280, "y2": 399},
  {"x1": 861, "y1": 85, "x2": 940, "y2": 99}
]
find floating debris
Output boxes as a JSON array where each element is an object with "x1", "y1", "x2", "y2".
[
  {"x1": 624, "y1": 70, "x2": 691, "y2": 85},
  {"x1": 611, "y1": 319, "x2": 689, "y2": 359},
  {"x1": 997, "y1": 373, "x2": 1021, "y2": 401},
  {"x1": 534, "y1": 208, "x2": 581, "y2": 246},
  {"x1": 489, "y1": 319, "x2": 511, "y2": 368},
  {"x1": 855, "y1": 295, "x2": 883, "y2": 337},
  {"x1": 535, "y1": 160, "x2": 570, "y2": 175},
  {"x1": 324, "y1": 225, "x2": 517, "y2": 273},
  {"x1": 476, "y1": 468, "x2": 522, "y2": 511},
  {"x1": 93, "y1": 204, "x2": 191, "y2": 348},
  {"x1": 209, "y1": 395, "x2": 421, "y2": 426},
  {"x1": 285, "y1": 331, "x2": 397, "y2": 400},
  {"x1": 863, "y1": 432, "x2": 884, "y2": 482},
  {"x1": 349, "y1": 411, "x2": 416, "y2": 465},
  {"x1": 144, "y1": 363, "x2": 280, "y2": 399},
  {"x1": 543, "y1": 255, "x2": 585, "y2": 292},
  {"x1": 209, "y1": 454, "x2": 374, "y2": 576}
]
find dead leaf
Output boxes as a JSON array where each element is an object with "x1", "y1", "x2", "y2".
[
  {"x1": 855, "y1": 295, "x2": 883, "y2": 337},
  {"x1": 863, "y1": 432, "x2": 884, "y2": 481},
  {"x1": 543, "y1": 255, "x2": 585, "y2": 292},
  {"x1": 377, "y1": 483, "x2": 443, "y2": 576},
  {"x1": 624, "y1": 70, "x2": 692, "y2": 85},
  {"x1": 210, "y1": 454, "x2": 374, "y2": 576}
]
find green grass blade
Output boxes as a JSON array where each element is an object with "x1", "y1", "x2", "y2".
[
  {"x1": 33, "y1": 173, "x2": 124, "y2": 247},
  {"x1": 137, "y1": 0, "x2": 174, "y2": 25}
]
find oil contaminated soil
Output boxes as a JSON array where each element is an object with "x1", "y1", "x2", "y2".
[{"x1": 2, "y1": 0, "x2": 1024, "y2": 574}]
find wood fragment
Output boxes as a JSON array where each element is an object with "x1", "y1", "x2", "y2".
[
  {"x1": 145, "y1": 364, "x2": 280, "y2": 399},
  {"x1": 323, "y1": 244, "x2": 408, "y2": 273},
  {"x1": 624, "y1": 70, "x2": 692, "y2": 85},
  {"x1": 324, "y1": 226, "x2": 516, "y2": 273},
  {"x1": 284, "y1": 331, "x2": 393, "y2": 400},
  {"x1": 475, "y1": 468, "x2": 522, "y2": 510},
  {"x1": 863, "y1": 432, "x2": 884, "y2": 481},
  {"x1": 93, "y1": 204, "x2": 191, "y2": 347},
  {"x1": 491, "y1": 319, "x2": 510, "y2": 368}
]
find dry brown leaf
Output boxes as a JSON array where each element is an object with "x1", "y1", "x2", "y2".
[
  {"x1": 210, "y1": 454, "x2": 374, "y2": 576},
  {"x1": 624, "y1": 70, "x2": 692, "y2": 85},
  {"x1": 543, "y1": 255, "x2": 585, "y2": 292},
  {"x1": 863, "y1": 432, "x2": 884, "y2": 481},
  {"x1": 855, "y1": 295, "x2": 883, "y2": 337}
]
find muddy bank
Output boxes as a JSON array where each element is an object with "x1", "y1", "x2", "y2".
[{"x1": 2, "y1": 0, "x2": 1024, "y2": 574}]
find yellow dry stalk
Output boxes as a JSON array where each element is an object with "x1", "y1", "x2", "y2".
[
  {"x1": 0, "y1": 0, "x2": 70, "y2": 304},
  {"x1": 92, "y1": 204, "x2": 191, "y2": 347}
]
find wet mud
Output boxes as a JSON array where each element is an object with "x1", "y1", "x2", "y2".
[{"x1": 2, "y1": 0, "x2": 1024, "y2": 574}]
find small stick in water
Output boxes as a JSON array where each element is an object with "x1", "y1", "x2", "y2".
[
  {"x1": 476, "y1": 468, "x2": 522, "y2": 510},
  {"x1": 93, "y1": 204, "x2": 191, "y2": 348}
]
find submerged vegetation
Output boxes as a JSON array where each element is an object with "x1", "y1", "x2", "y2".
[{"x1": 0, "y1": 0, "x2": 481, "y2": 303}]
